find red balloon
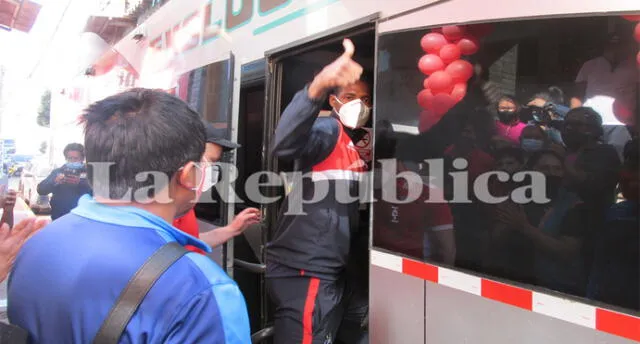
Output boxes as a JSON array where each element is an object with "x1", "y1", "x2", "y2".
[
  {"x1": 457, "y1": 36, "x2": 479, "y2": 55},
  {"x1": 418, "y1": 54, "x2": 445, "y2": 75},
  {"x1": 613, "y1": 99, "x2": 635, "y2": 125},
  {"x1": 417, "y1": 88, "x2": 434, "y2": 109},
  {"x1": 431, "y1": 93, "x2": 456, "y2": 116},
  {"x1": 451, "y1": 83, "x2": 467, "y2": 102},
  {"x1": 635, "y1": 23, "x2": 640, "y2": 43},
  {"x1": 442, "y1": 25, "x2": 466, "y2": 41},
  {"x1": 622, "y1": 14, "x2": 640, "y2": 21},
  {"x1": 445, "y1": 60, "x2": 474, "y2": 83},
  {"x1": 637, "y1": 51, "x2": 640, "y2": 66},
  {"x1": 419, "y1": 109, "x2": 444, "y2": 132},
  {"x1": 421, "y1": 33, "x2": 448, "y2": 54},
  {"x1": 427, "y1": 71, "x2": 454, "y2": 95},
  {"x1": 439, "y1": 44, "x2": 461, "y2": 64},
  {"x1": 467, "y1": 23, "x2": 494, "y2": 38}
]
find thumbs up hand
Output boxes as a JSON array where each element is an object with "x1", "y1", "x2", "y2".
[{"x1": 308, "y1": 39, "x2": 363, "y2": 99}]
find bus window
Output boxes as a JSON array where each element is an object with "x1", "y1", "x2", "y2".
[
  {"x1": 373, "y1": 15, "x2": 639, "y2": 313},
  {"x1": 174, "y1": 57, "x2": 235, "y2": 226}
]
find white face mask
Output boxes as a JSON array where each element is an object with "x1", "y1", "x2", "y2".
[
  {"x1": 192, "y1": 161, "x2": 220, "y2": 195},
  {"x1": 334, "y1": 97, "x2": 371, "y2": 129}
]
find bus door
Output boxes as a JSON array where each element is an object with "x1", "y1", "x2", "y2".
[
  {"x1": 252, "y1": 17, "x2": 378, "y2": 343},
  {"x1": 233, "y1": 59, "x2": 268, "y2": 335}
]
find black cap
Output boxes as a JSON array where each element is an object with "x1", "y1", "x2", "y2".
[{"x1": 204, "y1": 122, "x2": 241, "y2": 151}]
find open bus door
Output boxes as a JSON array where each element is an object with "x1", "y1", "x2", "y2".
[{"x1": 243, "y1": 17, "x2": 377, "y2": 344}]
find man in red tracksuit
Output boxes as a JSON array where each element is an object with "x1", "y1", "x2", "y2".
[{"x1": 266, "y1": 39, "x2": 369, "y2": 344}]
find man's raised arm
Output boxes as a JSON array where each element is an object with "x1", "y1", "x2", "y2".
[{"x1": 272, "y1": 39, "x2": 363, "y2": 160}]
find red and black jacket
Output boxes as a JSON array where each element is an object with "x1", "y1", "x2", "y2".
[{"x1": 266, "y1": 87, "x2": 366, "y2": 279}]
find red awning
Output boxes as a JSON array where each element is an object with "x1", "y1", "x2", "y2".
[{"x1": 0, "y1": 0, "x2": 42, "y2": 33}]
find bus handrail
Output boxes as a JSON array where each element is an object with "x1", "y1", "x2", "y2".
[{"x1": 233, "y1": 259, "x2": 266, "y2": 274}]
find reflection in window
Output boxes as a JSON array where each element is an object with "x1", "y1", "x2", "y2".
[
  {"x1": 174, "y1": 59, "x2": 235, "y2": 226},
  {"x1": 373, "y1": 16, "x2": 638, "y2": 312}
]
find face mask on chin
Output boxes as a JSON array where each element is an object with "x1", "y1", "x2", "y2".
[{"x1": 334, "y1": 97, "x2": 371, "y2": 129}]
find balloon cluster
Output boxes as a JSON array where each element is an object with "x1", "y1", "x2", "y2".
[{"x1": 416, "y1": 24, "x2": 493, "y2": 132}]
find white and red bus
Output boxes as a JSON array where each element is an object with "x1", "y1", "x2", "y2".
[{"x1": 62, "y1": 0, "x2": 639, "y2": 342}]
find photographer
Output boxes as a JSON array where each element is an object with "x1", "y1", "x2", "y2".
[
  {"x1": 524, "y1": 87, "x2": 570, "y2": 145},
  {"x1": 37, "y1": 143, "x2": 92, "y2": 220}
]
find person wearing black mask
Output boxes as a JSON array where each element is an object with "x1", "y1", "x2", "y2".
[{"x1": 495, "y1": 95, "x2": 527, "y2": 143}]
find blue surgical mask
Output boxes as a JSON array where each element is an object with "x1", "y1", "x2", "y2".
[
  {"x1": 66, "y1": 162, "x2": 84, "y2": 169},
  {"x1": 521, "y1": 139, "x2": 544, "y2": 153}
]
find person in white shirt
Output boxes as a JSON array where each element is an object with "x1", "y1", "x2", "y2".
[{"x1": 571, "y1": 33, "x2": 638, "y2": 159}]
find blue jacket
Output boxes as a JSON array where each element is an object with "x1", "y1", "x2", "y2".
[
  {"x1": 8, "y1": 195, "x2": 251, "y2": 343},
  {"x1": 37, "y1": 167, "x2": 92, "y2": 220}
]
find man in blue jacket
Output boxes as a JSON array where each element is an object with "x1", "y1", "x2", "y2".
[
  {"x1": 9, "y1": 89, "x2": 251, "y2": 343},
  {"x1": 37, "y1": 143, "x2": 92, "y2": 220},
  {"x1": 266, "y1": 39, "x2": 369, "y2": 344}
]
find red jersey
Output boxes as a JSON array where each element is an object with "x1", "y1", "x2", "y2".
[
  {"x1": 373, "y1": 179, "x2": 454, "y2": 259},
  {"x1": 172, "y1": 209, "x2": 205, "y2": 254}
]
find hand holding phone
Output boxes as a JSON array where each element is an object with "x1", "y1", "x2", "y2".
[
  {"x1": 63, "y1": 175, "x2": 81, "y2": 185},
  {"x1": 55, "y1": 174, "x2": 65, "y2": 184}
]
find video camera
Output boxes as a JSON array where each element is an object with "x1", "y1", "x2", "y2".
[{"x1": 520, "y1": 103, "x2": 567, "y2": 130}]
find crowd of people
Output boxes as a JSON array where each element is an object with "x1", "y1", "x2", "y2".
[{"x1": 374, "y1": 82, "x2": 638, "y2": 311}]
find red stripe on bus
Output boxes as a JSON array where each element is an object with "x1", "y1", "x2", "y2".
[
  {"x1": 302, "y1": 278, "x2": 320, "y2": 344},
  {"x1": 481, "y1": 279, "x2": 533, "y2": 310},
  {"x1": 402, "y1": 259, "x2": 438, "y2": 283},
  {"x1": 595, "y1": 308, "x2": 640, "y2": 342}
]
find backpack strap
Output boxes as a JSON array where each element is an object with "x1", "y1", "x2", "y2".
[{"x1": 93, "y1": 242, "x2": 188, "y2": 344}]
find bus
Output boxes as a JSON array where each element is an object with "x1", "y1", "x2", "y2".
[{"x1": 73, "y1": 0, "x2": 639, "y2": 343}]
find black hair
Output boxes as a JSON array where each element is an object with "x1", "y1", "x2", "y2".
[
  {"x1": 81, "y1": 88, "x2": 206, "y2": 200},
  {"x1": 525, "y1": 149, "x2": 564, "y2": 170},
  {"x1": 497, "y1": 94, "x2": 520, "y2": 112},
  {"x1": 494, "y1": 147, "x2": 525, "y2": 165},
  {"x1": 333, "y1": 76, "x2": 373, "y2": 96},
  {"x1": 63, "y1": 143, "x2": 84, "y2": 158},
  {"x1": 531, "y1": 86, "x2": 565, "y2": 106}
]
